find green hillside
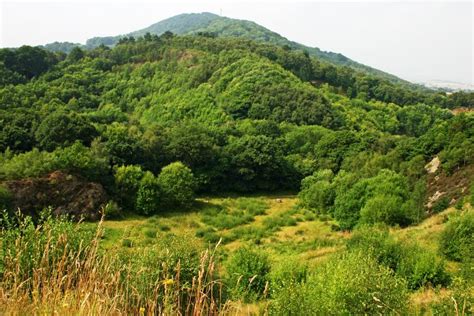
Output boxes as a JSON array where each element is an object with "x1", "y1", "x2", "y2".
[
  {"x1": 1, "y1": 29, "x2": 473, "y2": 314},
  {"x1": 83, "y1": 12, "x2": 411, "y2": 84}
]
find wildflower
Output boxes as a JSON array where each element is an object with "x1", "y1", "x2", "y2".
[{"x1": 162, "y1": 279, "x2": 174, "y2": 285}]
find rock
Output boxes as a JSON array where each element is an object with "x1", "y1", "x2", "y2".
[
  {"x1": 425, "y1": 156, "x2": 441, "y2": 174},
  {"x1": 426, "y1": 190, "x2": 445, "y2": 209},
  {"x1": 3, "y1": 171, "x2": 107, "y2": 221}
]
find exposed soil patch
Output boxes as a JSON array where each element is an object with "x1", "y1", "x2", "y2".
[
  {"x1": 3, "y1": 171, "x2": 107, "y2": 221},
  {"x1": 426, "y1": 162, "x2": 474, "y2": 211}
]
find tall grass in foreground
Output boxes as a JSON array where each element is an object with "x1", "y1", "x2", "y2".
[{"x1": 0, "y1": 212, "x2": 225, "y2": 315}]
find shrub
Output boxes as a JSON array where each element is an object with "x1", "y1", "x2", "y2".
[
  {"x1": 270, "y1": 258, "x2": 308, "y2": 291},
  {"x1": 234, "y1": 198, "x2": 268, "y2": 216},
  {"x1": 348, "y1": 226, "x2": 449, "y2": 289},
  {"x1": 432, "y1": 196, "x2": 450, "y2": 213},
  {"x1": 114, "y1": 165, "x2": 144, "y2": 210},
  {"x1": 143, "y1": 228, "x2": 157, "y2": 239},
  {"x1": 298, "y1": 180, "x2": 334, "y2": 212},
  {"x1": 396, "y1": 244, "x2": 450, "y2": 289},
  {"x1": 103, "y1": 200, "x2": 122, "y2": 219},
  {"x1": 158, "y1": 162, "x2": 196, "y2": 209},
  {"x1": 226, "y1": 247, "x2": 270, "y2": 301},
  {"x1": 262, "y1": 213, "x2": 297, "y2": 231},
  {"x1": 120, "y1": 233, "x2": 203, "y2": 299},
  {"x1": 135, "y1": 171, "x2": 161, "y2": 215},
  {"x1": 440, "y1": 211, "x2": 474, "y2": 262},
  {"x1": 298, "y1": 169, "x2": 335, "y2": 212},
  {"x1": 270, "y1": 252, "x2": 408, "y2": 315},
  {"x1": 333, "y1": 169, "x2": 414, "y2": 229},
  {"x1": 0, "y1": 148, "x2": 54, "y2": 180},
  {"x1": 0, "y1": 143, "x2": 109, "y2": 182},
  {"x1": 122, "y1": 238, "x2": 133, "y2": 248},
  {"x1": 429, "y1": 276, "x2": 473, "y2": 315},
  {"x1": 359, "y1": 194, "x2": 407, "y2": 226},
  {"x1": 471, "y1": 183, "x2": 474, "y2": 206}
]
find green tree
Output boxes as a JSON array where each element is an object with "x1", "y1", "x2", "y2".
[
  {"x1": 114, "y1": 165, "x2": 144, "y2": 210},
  {"x1": 157, "y1": 162, "x2": 196, "y2": 209},
  {"x1": 103, "y1": 123, "x2": 144, "y2": 166},
  {"x1": 68, "y1": 47, "x2": 85, "y2": 62},
  {"x1": 135, "y1": 171, "x2": 161, "y2": 215},
  {"x1": 35, "y1": 112, "x2": 97, "y2": 151}
]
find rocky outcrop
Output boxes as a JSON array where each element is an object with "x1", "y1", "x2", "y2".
[{"x1": 3, "y1": 171, "x2": 107, "y2": 221}]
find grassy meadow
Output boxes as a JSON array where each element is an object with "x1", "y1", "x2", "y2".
[{"x1": 2, "y1": 193, "x2": 471, "y2": 315}]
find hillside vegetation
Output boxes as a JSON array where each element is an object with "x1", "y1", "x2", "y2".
[{"x1": 0, "y1": 27, "x2": 473, "y2": 315}]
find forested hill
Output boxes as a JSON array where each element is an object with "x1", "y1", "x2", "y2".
[
  {"x1": 50, "y1": 12, "x2": 407, "y2": 85},
  {"x1": 0, "y1": 31, "x2": 473, "y2": 225}
]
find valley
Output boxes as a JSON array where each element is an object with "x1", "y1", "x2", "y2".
[{"x1": 0, "y1": 10, "x2": 473, "y2": 316}]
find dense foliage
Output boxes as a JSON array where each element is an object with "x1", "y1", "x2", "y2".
[
  {"x1": 270, "y1": 251, "x2": 409, "y2": 314},
  {"x1": 0, "y1": 30, "x2": 473, "y2": 223}
]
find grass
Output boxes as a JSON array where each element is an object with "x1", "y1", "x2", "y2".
[
  {"x1": 0, "y1": 215, "x2": 225, "y2": 315},
  {"x1": 94, "y1": 195, "x2": 346, "y2": 266},
  {"x1": 5, "y1": 196, "x2": 468, "y2": 314}
]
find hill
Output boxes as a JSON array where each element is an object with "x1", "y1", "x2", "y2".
[
  {"x1": 54, "y1": 12, "x2": 406, "y2": 85},
  {"x1": 0, "y1": 27, "x2": 473, "y2": 315}
]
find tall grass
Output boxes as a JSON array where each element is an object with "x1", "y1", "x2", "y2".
[{"x1": 0, "y1": 212, "x2": 226, "y2": 315}]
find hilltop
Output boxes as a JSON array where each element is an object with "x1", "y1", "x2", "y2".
[{"x1": 45, "y1": 12, "x2": 408, "y2": 85}]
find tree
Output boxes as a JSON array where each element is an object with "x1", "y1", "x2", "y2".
[
  {"x1": 360, "y1": 194, "x2": 405, "y2": 226},
  {"x1": 333, "y1": 169, "x2": 414, "y2": 229},
  {"x1": 157, "y1": 162, "x2": 196, "y2": 209},
  {"x1": 224, "y1": 135, "x2": 288, "y2": 191},
  {"x1": 114, "y1": 165, "x2": 144, "y2": 210},
  {"x1": 0, "y1": 46, "x2": 56, "y2": 79},
  {"x1": 136, "y1": 171, "x2": 161, "y2": 215},
  {"x1": 299, "y1": 169, "x2": 335, "y2": 212},
  {"x1": 35, "y1": 112, "x2": 97, "y2": 151},
  {"x1": 68, "y1": 47, "x2": 85, "y2": 62},
  {"x1": 103, "y1": 123, "x2": 144, "y2": 166}
]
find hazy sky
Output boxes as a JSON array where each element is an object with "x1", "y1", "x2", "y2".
[{"x1": 1, "y1": 0, "x2": 472, "y2": 84}]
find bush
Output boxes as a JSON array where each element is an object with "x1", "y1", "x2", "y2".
[
  {"x1": 471, "y1": 183, "x2": 474, "y2": 206},
  {"x1": 143, "y1": 228, "x2": 157, "y2": 239},
  {"x1": 0, "y1": 143, "x2": 109, "y2": 182},
  {"x1": 333, "y1": 169, "x2": 415, "y2": 229},
  {"x1": 158, "y1": 162, "x2": 196, "y2": 209},
  {"x1": 135, "y1": 171, "x2": 161, "y2": 215},
  {"x1": 234, "y1": 198, "x2": 268, "y2": 216},
  {"x1": 103, "y1": 200, "x2": 122, "y2": 219},
  {"x1": 262, "y1": 213, "x2": 297, "y2": 231},
  {"x1": 440, "y1": 211, "x2": 474, "y2": 262},
  {"x1": 298, "y1": 169, "x2": 335, "y2": 212},
  {"x1": 270, "y1": 252, "x2": 408, "y2": 315},
  {"x1": 432, "y1": 196, "x2": 450, "y2": 213},
  {"x1": 270, "y1": 258, "x2": 308, "y2": 291},
  {"x1": 359, "y1": 194, "x2": 406, "y2": 226},
  {"x1": 429, "y1": 277, "x2": 473, "y2": 315},
  {"x1": 122, "y1": 238, "x2": 133, "y2": 248},
  {"x1": 396, "y1": 244, "x2": 449, "y2": 289},
  {"x1": 114, "y1": 165, "x2": 144, "y2": 210},
  {"x1": 348, "y1": 226, "x2": 449, "y2": 289},
  {"x1": 225, "y1": 247, "x2": 270, "y2": 301}
]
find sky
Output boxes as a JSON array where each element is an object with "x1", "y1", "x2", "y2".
[{"x1": 1, "y1": 0, "x2": 472, "y2": 85}]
